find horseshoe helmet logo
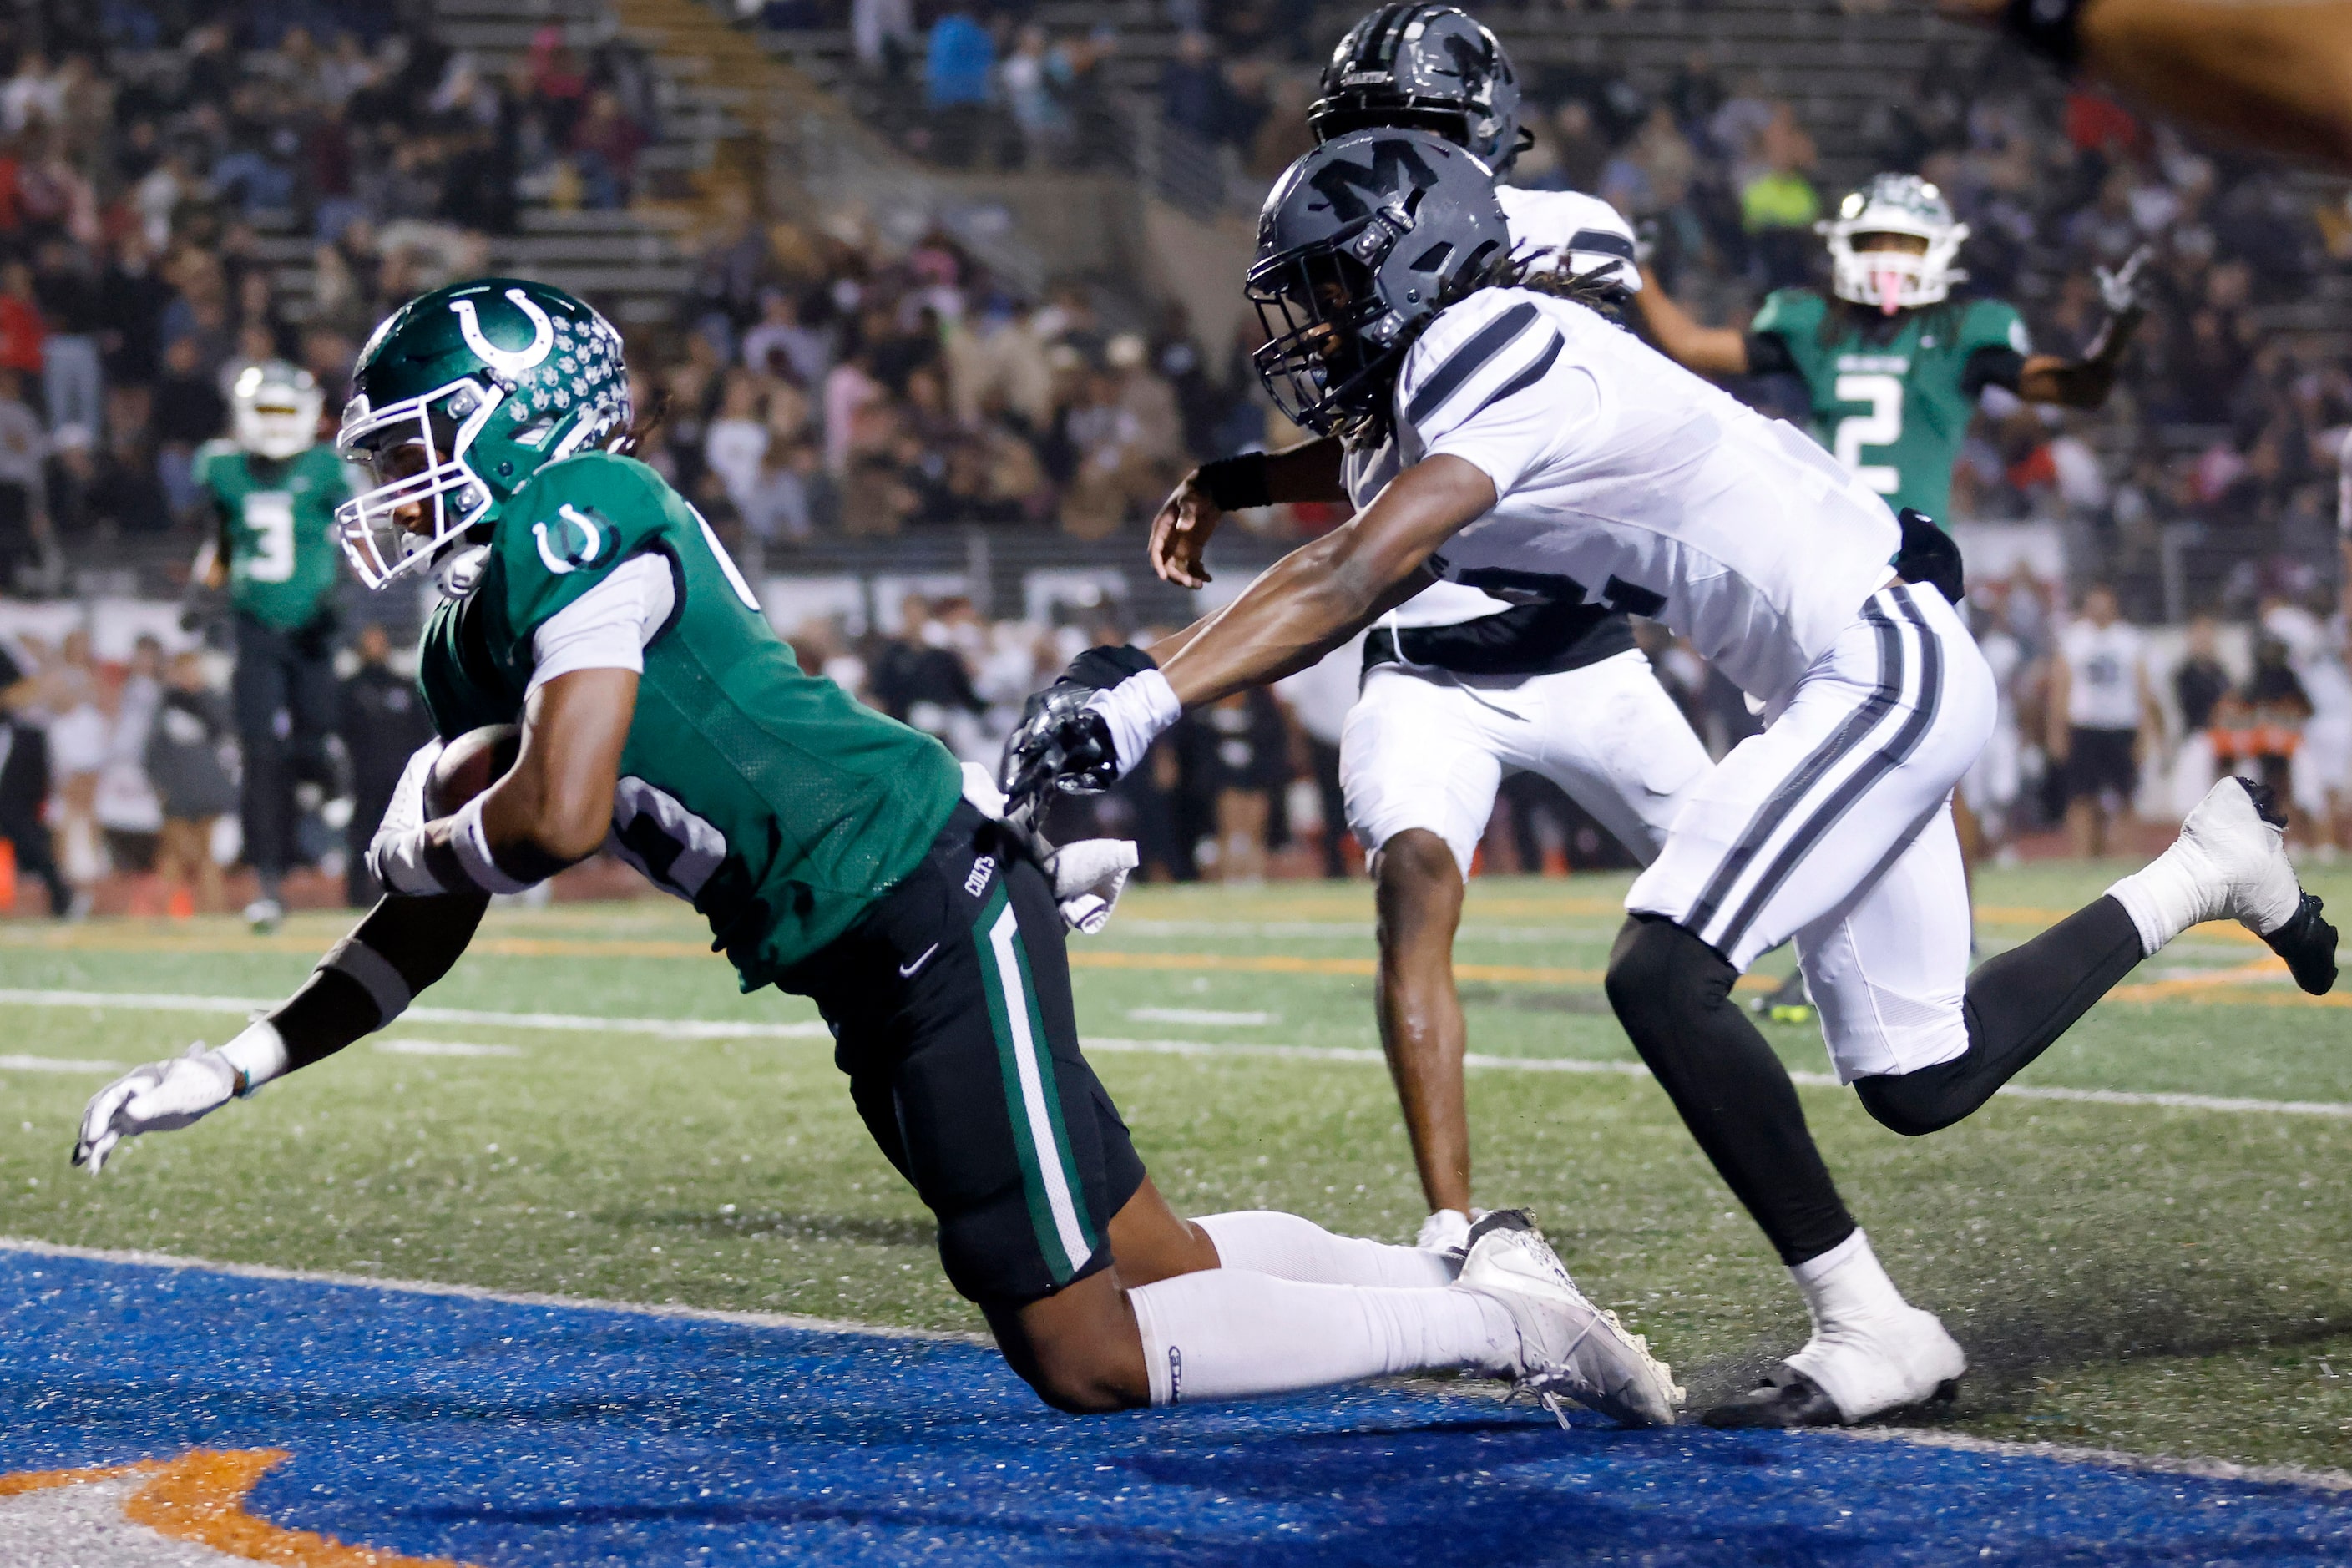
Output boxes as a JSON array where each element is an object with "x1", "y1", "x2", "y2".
[{"x1": 449, "y1": 287, "x2": 556, "y2": 384}]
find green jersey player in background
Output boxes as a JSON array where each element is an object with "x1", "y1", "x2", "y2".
[
  {"x1": 70, "y1": 277, "x2": 1683, "y2": 1432},
  {"x1": 191, "y1": 361, "x2": 353, "y2": 931},
  {"x1": 1634, "y1": 172, "x2": 2151, "y2": 1019}
]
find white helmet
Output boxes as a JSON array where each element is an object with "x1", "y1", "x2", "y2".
[
  {"x1": 1821, "y1": 174, "x2": 1969, "y2": 315},
  {"x1": 231, "y1": 360, "x2": 324, "y2": 460}
]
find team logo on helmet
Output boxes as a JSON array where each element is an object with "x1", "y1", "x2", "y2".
[
  {"x1": 333, "y1": 278, "x2": 631, "y2": 590},
  {"x1": 1249, "y1": 129, "x2": 1510, "y2": 436}
]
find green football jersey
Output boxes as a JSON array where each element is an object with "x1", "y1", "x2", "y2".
[
  {"x1": 414, "y1": 450, "x2": 964, "y2": 991},
  {"x1": 195, "y1": 441, "x2": 352, "y2": 630},
  {"x1": 1748, "y1": 290, "x2": 2031, "y2": 522}
]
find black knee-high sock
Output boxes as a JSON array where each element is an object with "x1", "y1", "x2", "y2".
[
  {"x1": 1606, "y1": 916, "x2": 1856, "y2": 1266},
  {"x1": 1854, "y1": 895, "x2": 2144, "y2": 1136}
]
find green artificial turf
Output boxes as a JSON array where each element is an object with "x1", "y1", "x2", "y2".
[{"x1": 1, "y1": 863, "x2": 2347, "y2": 1473}]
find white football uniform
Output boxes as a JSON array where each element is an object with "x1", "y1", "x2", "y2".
[
  {"x1": 1495, "y1": 187, "x2": 1643, "y2": 292},
  {"x1": 1392, "y1": 286, "x2": 1996, "y2": 1082},
  {"x1": 1335, "y1": 200, "x2": 1703, "y2": 878}
]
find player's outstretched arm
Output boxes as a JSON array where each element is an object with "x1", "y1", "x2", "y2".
[
  {"x1": 1154, "y1": 453, "x2": 1494, "y2": 708},
  {"x1": 1002, "y1": 456, "x2": 1491, "y2": 807},
  {"x1": 72, "y1": 890, "x2": 490, "y2": 1173},
  {"x1": 1148, "y1": 438, "x2": 1348, "y2": 589},
  {"x1": 1942, "y1": 0, "x2": 2352, "y2": 171},
  {"x1": 2017, "y1": 247, "x2": 2152, "y2": 408},
  {"x1": 1631, "y1": 268, "x2": 1752, "y2": 377}
]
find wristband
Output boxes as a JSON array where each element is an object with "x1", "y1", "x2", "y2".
[
  {"x1": 449, "y1": 793, "x2": 539, "y2": 897},
  {"x1": 2002, "y1": 0, "x2": 2090, "y2": 72},
  {"x1": 1085, "y1": 669, "x2": 1182, "y2": 779},
  {"x1": 216, "y1": 1019, "x2": 289, "y2": 1097},
  {"x1": 1194, "y1": 453, "x2": 1273, "y2": 512}
]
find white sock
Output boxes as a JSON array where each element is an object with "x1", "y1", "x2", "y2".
[
  {"x1": 2106, "y1": 851, "x2": 2210, "y2": 957},
  {"x1": 1127, "y1": 1269, "x2": 1515, "y2": 1406},
  {"x1": 1788, "y1": 1228, "x2": 1908, "y2": 1335},
  {"x1": 1196, "y1": 1210, "x2": 1457, "y2": 1288}
]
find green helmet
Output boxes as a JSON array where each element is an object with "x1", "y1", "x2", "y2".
[{"x1": 334, "y1": 277, "x2": 631, "y2": 588}]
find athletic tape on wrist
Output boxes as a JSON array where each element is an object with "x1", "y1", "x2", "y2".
[
  {"x1": 448, "y1": 794, "x2": 538, "y2": 897},
  {"x1": 1086, "y1": 669, "x2": 1182, "y2": 779},
  {"x1": 2001, "y1": 0, "x2": 2088, "y2": 71},
  {"x1": 216, "y1": 1019, "x2": 289, "y2": 1096},
  {"x1": 321, "y1": 936, "x2": 415, "y2": 1026}
]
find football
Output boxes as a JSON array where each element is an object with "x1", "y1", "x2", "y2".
[{"x1": 425, "y1": 722, "x2": 521, "y2": 816}]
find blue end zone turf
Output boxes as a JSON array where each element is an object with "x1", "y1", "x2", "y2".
[{"x1": 1, "y1": 1247, "x2": 2344, "y2": 1565}]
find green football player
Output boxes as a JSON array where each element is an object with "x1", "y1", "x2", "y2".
[
  {"x1": 1635, "y1": 171, "x2": 2150, "y2": 1019},
  {"x1": 192, "y1": 361, "x2": 354, "y2": 932},
  {"x1": 69, "y1": 278, "x2": 1683, "y2": 1429}
]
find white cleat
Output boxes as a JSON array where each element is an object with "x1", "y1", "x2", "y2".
[
  {"x1": 2167, "y1": 778, "x2": 2335, "y2": 993},
  {"x1": 1457, "y1": 1210, "x2": 1682, "y2": 1429},
  {"x1": 1705, "y1": 1306, "x2": 1965, "y2": 1428},
  {"x1": 243, "y1": 898, "x2": 284, "y2": 934}
]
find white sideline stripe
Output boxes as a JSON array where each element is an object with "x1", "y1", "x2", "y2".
[
  {"x1": 1, "y1": 1236, "x2": 2345, "y2": 1499},
  {"x1": 0, "y1": 988, "x2": 832, "y2": 1040},
  {"x1": 3, "y1": 989, "x2": 2345, "y2": 1120},
  {"x1": 1080, "y1": 1039, "x2": 2352, "y2": 1119},
  {"x1": 988, "y1": 903, "x2": 1091, "y2": 1274},
  {"x1": 0, "y1": 1234, "x2": 984, "y2": 1343},
  {"x1": 1125, "y1": 1007, "x2": 1275, "y2": 1026},
  {"x1": 0, "y1": 1054, "x2": 124, "y2": 1073},
  {"x1": 1837, "y1": 1424, "x2": 2352, "y2": 1495},
  {"x1": 374, "y1": 1039, "x2": 528, "y2": 1059}
]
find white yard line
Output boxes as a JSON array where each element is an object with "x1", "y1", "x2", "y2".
[
  {"x1": 0, "y1": 1053, "x2": 125, "y2": 1073},
  {"x1": 1834, "y1": 1424, "x2": 2352, "y2": 1494},
  {"x1": 3, "y1": 989, "x2": 2348, "y2": 1119},
  {"x1": 0, "y1": 988, "x2": 831, "y2": 1040}
]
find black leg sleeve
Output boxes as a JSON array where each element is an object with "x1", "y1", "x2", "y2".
[
  {"x1": 1854, "y1": 894, "x2": 2144, "y2": 1136},
  {"x1": 1606, "y1": 915, "x2": 1857, "y2": 1266}
]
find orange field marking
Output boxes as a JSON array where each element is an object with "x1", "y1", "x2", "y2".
[{"x1": 1, "y1": 1448, "x2": 473, "y2": 1565}]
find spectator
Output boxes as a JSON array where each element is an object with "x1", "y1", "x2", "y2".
[
  {"x1": 2050, "y1": 584, "x2": 2159, "y2": 857},
  {"x1": 147, "y1": 650, "x2": 236, "y2": 917},
  {"x1": 1161, "y1": 32, "x2": 1229, "y2": 145},
  {"x1": 0, "y1": 372, "x2": 46, "y2": 587},
  {"x1": 150, "y1": 336, "x2": 227, "y2": 521},
  {"x1": 0, "y1": 635, "x2": 68, "y2": 915}
]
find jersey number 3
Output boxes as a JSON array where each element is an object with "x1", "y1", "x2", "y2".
[
  {"x1": 1832, "y1": 373, "x2": 1903, "y2": 497},
  {"x1": 240, "y1": 493, "x2": 298, "y2": 583}
]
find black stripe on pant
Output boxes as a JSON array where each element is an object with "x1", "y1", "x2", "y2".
[
  {"x1": 1712, "y1": 587, "x2": 1947, "y2": 959},
  {"x1": 1685, "y1": 594, "x2": 1908, "y2": 946}
]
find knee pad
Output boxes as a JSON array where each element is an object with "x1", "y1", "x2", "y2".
[{"x1": 1605, "y1": 915, "x2": 1739, "y2": 1048}]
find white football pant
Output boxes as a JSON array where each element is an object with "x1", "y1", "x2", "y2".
[
  {"x1": 1629, "y1": 584, "x2": 1996, "y2": 1083},
  {"x1": 1339, "y1": 646, "x2": 1711, "y2": 878}
]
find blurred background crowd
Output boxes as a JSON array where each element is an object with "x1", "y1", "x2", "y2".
[{"x1": 0, "y1": 0, "x2": 2347, "y2": 918}]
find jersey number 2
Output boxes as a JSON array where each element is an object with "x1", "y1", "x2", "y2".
[
  {"x1": 241, "y1": 493, "x2": 298, "y2": 583},
  {"x1": 1832, "y1": 374, "x2": 1903, "y2": 497}
]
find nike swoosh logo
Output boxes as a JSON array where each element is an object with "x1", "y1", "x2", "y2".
[{"x1": 898, "y1": 943, "x2": 941, "y2": 978}]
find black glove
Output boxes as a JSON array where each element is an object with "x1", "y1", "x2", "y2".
[
  {"x1": 999, "y1": 645, "x2": 1161, "y2": 808},
  {"x1": 1892, "y1": 508, "x2": 1965, "y2": 605}
]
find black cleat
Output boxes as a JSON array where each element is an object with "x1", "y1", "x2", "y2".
[
  {"x1": 2262, "y1": 892, "x2": 2339, "y2": 995},
  {"x1": 1701, "y1": 1365, "x2": 1960, "y2": 1429}
]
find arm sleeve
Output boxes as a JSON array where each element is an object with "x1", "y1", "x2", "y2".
[
  {"x1": 1961, "y1": 345, "x2": 2026, "y2": 397},
  {"x1": 1743, "y1": 331, "x2": 1797, "y2": 377},
  {"x1": 1398, "y1": 294, "x2": 1590, "y2": 498},
  {"x1": 526, "y1": 552, "x2": 676, "y2": 695}
]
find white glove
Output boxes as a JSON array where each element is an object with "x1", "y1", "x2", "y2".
[
  {"x1": 1050, "y1": 838, "x2": 1139, "y2": 934},
  {"x1": 2096, "y1": 245, "x2": 2152, "y2": 316},
  {"x1": 73, "y1": 1043, "x2": 240, "y2": 1174},
  {"x1": 375, "y1": 737, "x2": 444, "y2": 850}
]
